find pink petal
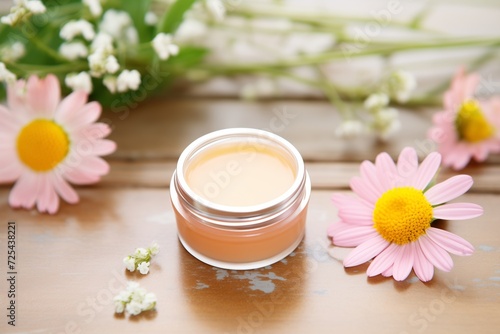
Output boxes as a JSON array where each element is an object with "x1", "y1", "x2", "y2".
[
  {"x1": 89, "y1": 139, "x2": 116, "y2": 156},
  {"x1": 0, "y1": 163, "x2": 22, "y2": 183},
  {"x1": 433, "y1": 202, "x2": 483, "y2": 220},
  {"x1": 52, "y1": 173, "x2": 79, "y2": 204},
  {"x1": 441, "y1": 143, "x2": 472, "y2": 170},
  {"x1": 332, "y1": 193, "x2": 373, "y2": 210},
  {"x1": 359, "y1": 160, "x2": 385, "y2": 197},
  {"x1": 463, "y1": 72, "x2": 480, "y2": 98},
  {"x1": 424, "y1": 175, "x2": 473, "y2": 205},
  {"x1": 26, "y1": 74, "x2": 60, "y2": 118},
  {"x1": 367, "y1": 243, "x2": 399, "y2": 277},
  {"x1": 413, "y1": 242, "x2": 434, "y2": 282},
  {"x1": 78, "y1": 156, "x2": 110, "y2": 176},
  {"x1": 8, "y1": 171, "x2": 39, "y2": 209},
  {"x1": 425, "y1": 228, "x2": 474, "y2": 256},
  {"x1": 338, "y1": 204, "x2": 374, "y2": 226},
  {"x1": 418, "y1": 235, "x2": 453, "y2": 272},
  {"x1": 343, "y1": 235, "x2": 389, "y2": 267},
  {"x1": 397, "y1": 147, "x2": 419, "y2": 182},
  {"x1": 375, "y1": 152, "x2": 398, "y2": 191},
  {"x1": 0, "y1": 105, "x2": 21, "y2": 132},
  {"x1": 350, "y1": 176, "x2": 378, "y2": 205},
  {"x1": 36, "y1": 175, "x2": 60, "y2": 214},
  {"x1": 78, "y1": 122, "x2": 112, "y2": 140},
  {"x1": 62, "y1": 167, "x2": 100, "y2": 185},
  {"x1": 7, "y1": 79, "x2": 27, "y2": 112},
  {"x1": 333, "y1": 225, "x2": 378, "y2": 247},
  {"x1": 65, "y1": 102, "x2": 102, "y2": 130},
  {"x1": 55, "y1": 90, "x2": 89, "y2": 125},
  {"x1": 392, "y1": 244, "x2": 414, "y2": 281},
  {"x1": 411, "y1": 152, "x2": 441, "y2": 190},
  {"x1": 381, "y1": 265, "x2": 393, "y2": 277},
  {"x1": 327, "y1": 221, "x2": 349, "y2": 237}
]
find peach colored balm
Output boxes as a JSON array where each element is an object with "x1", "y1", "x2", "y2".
[{"x1": 170, "y1": 128, "x2": 311, "y2": 269}]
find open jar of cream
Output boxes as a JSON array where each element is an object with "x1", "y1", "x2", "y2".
[{"x1": 170, "y1": 128, "x2": 311, "y2": 270}]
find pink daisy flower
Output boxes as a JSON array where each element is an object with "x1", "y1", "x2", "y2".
[
  {"x1": 0, "y1": 74, "x2": 116, "y2": 214},
  {"x1": 328, "y1": 147, "x2": 483, "y2": 282},
  {"x1": 428, "y1": 67, "x2": 500, "y2": 170}
]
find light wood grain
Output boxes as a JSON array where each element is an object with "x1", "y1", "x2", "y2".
[
  {"x1": 0, "y1": 189, "x2": 499, "y2": 334},
  {"x1": 100, "y1": 160, "x2": 500, "y2": 194},
  {"x1": 1, "y1": 97, "x2": 500, "y2": 333}
]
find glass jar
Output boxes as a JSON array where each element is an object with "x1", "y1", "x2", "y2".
[{"x1": 170, "y1": 128, "x2": 311, "y2": 269}]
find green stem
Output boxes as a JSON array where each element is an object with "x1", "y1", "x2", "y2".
[
  {"x1": 229, "y1": 6, "x2": 438, "y2": 33},
  {"x1": 200, "y1": 38, "x2": 500, "y2": 73},
  {"x1": 314, "y1": 66, "x2": 349, "y2": 114},
  {"x1": 6, "y1": 61, "x2": 88, "y2": 75},
  {"x1": 29, "y1": 37, "x2": 69, "y2": 63}
]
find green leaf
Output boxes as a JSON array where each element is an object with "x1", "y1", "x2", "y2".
[
  {"x1": 119, "y1": 0, "x2": 153, "y2": 43},
  {"x1": 158, "y1": 0, "x2": 198, "y2": 34},
  {"x1": 168, "y1": 46, "x2": 209, "y2": 68}
]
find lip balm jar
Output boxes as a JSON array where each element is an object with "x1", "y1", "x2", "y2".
[{"x1": 170, "y1": 128, "x2": 311, "y2": 270}]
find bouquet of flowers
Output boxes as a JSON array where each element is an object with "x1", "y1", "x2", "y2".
[{"x1": 2, "y1": 0, "x2": 499, "y2": 139}]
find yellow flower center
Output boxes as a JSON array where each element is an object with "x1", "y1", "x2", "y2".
[
  {"x1": 16, "y1": 119, "x2": 70, "y2": 172},
  {"x1": 455, "y1": 99, "x2": 495, "y2": 143},
  {"x1": 373, "y1": 187, "x2": 433, "y2": 245}
]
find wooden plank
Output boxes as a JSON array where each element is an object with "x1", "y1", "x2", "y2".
[
  {"x1": 105, "y1": 98, "x2": 438, "y2": 162},
  {"x1": 105, "y1": 98, "x2": 500, "y2": 164},
  {"x1": 1, "y1": 188, "x2": 498, "y2": 333},
  {"x1": 95, "y1": 160, "x2": 500, "y2": 194}
]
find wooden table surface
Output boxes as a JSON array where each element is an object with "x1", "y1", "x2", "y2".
[{"x1": 1, "y1": 98, "x2": 499, "y2": 334}]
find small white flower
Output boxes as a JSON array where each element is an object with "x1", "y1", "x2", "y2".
[
  {"x1": 59, "y1": 42, "x2": 88, "y2": 60},
  {"x1": 114, "y1": 290, "x2": 132, "y2": 303},
  {"x1": 114, "y1": 301, "x2": 125, "y2": 313},
  {"x1": 131, "y1": 286, "x2": 147, "y2": 302},
  {"x1": 91, "y1": 32, "x2": 114, "y2": 53},
  {"x1": 1, "y1": 15, "x2": 16, "y2": 26},
  {"x1": 0, "y1": 62, "x2": 17, "y2": 84},
  {"x1": 105, "y1": 55, "x2": 119, "y2": 74},
  {"x1": 335, "y1": 119, "x2": 366, "y2": 138},
  {"x1": 205, "y1": 0, "x2": 226, "y2": 22},
  {"x1": 88, "y1": 47, "x2": 119, "y2": 77},
  {"x1": 145, "y1": 11, "x2": 158, "y2": 26},
  {"x1": 1, "y1": 42, "x2": 26, "y2": 62},
  {"x1": 103, "y1": 75, "x2": 117, "y2": 93},
  {"x1": 149, "y1": 242, "x2": 160, "y2": 256},
  {"x1": 123, "y1": 256, "x2": 136, "y2": 272},
  {"x1": 1, "y1": 0, "x2": 46, "y2": 26},
  {"x1": 25, "y1": 0, "x2": 46, "y2": 14},
  {"x1": 152, "y1": 33, "x2": 179, "y2": 61},
  {"x1": 176, "y1": 19, "x2": 207, "y2": 42},
  {"x1": 83, "y1": 0, "x2": 102, "y2": 18},
  {"x1": 133, "y1": 247, "x2": 149, "y2": 259},
  {"x1": 125, "y1": 26, "x2": 139, "y2": 45},
  {"x1": 364, "y1": 93, "x2": 389, "y2": 112},
  {"x1": 137, "y1": 261, "x2": 150, "y2": 275},
  {"x1": 141, "y1": 292, "x2": 157, "y2": 310},
  {"x1": 114, "y1": 282, "x2": 156, "y2": 315},
  {"x1": 65, "y1": 72, "x2": 93, "y2": 94},
  {"x1": 99, "y1": 9, "x2": 136, "y2": 43},
  {"x1": 386, "y1": 70, "x2": 416, "y2": 103},
  {"x1": 60, "y1": 19, "x2": 95, "y2": 41},
  {"x1": 372, "y1": 107, "x2": 401, "y2": 140},
  {"x1": 116, "y1": 70, "x2": 141, "y2": 92},
  {"x1": 125, "y1": 301, "x2": 143, "y2": 316}
]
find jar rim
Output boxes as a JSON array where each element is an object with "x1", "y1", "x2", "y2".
[{"x1": 174, "y1": 128, "x2": 306, "y2": 221}]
